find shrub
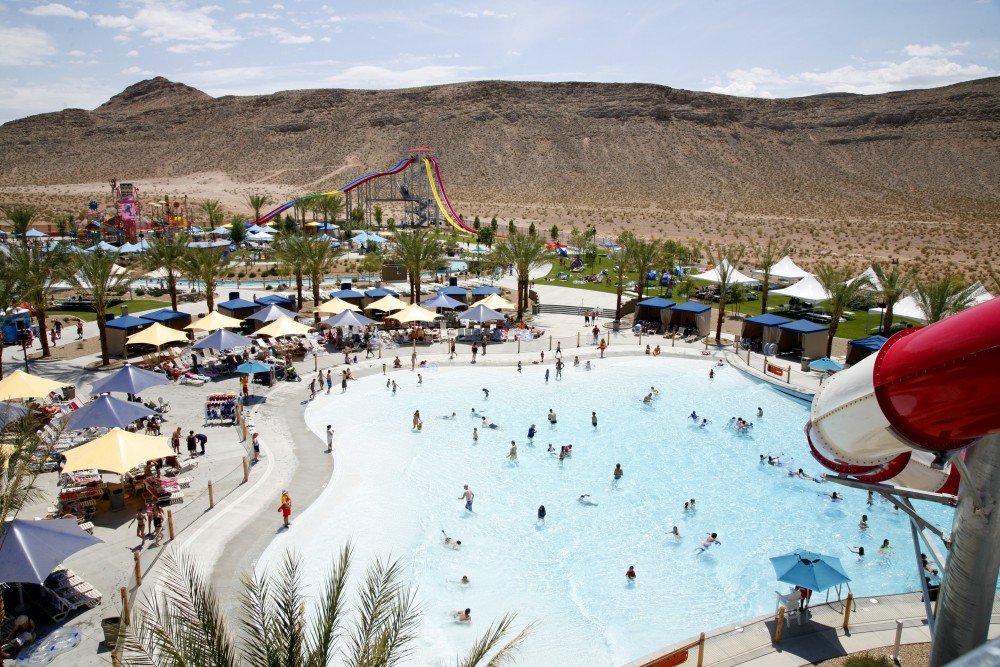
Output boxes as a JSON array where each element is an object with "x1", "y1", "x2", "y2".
[
  {"x1": 845, "y1": 654, "x2": 893, "y2": 667},
  {"x1": 135, "y1": 288, "x2": 146, "y2": 296}
]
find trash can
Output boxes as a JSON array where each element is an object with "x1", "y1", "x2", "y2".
[
  {"x1": 531, "y1": 303, "x2": 540, "y2": 315},
  {"x1": 101, "y1": 617, "x2": 121, "y2": 648},
  {"x1": 800, "y1": 357, "x2": 811, "y2": 372},
  {"x1": 108, "y1": 485, "x2": 125, "y2": 510}
]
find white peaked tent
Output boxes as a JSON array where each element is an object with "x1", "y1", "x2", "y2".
[
  {"x1": 969, "y1": 282, "x2": 994, "y2": 306},
  {"x1": 848, "y1": 267, "x2": 883, "y2": 291},
  {"x1": 868, "y1": 293, "x2": 927, "y2": 324},
  {"x1": 690, "y1": 260, "x2": 759, "y2": 285},
  {"x1": 756, "y1": 256, "x2": 810, "y2": 281},
  {"x1": 770, "y1": 274, "x2": 831, "y2": 304}
]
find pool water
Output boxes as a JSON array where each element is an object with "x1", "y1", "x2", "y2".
[{"x1": 261, "y1": 357, "x2": 953, "y2": 666}]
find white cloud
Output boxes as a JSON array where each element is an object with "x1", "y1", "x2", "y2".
[
  {"x1": 93, "y1": 1, "x2": 242, "y2": 53},
  {"x1": 324, "y1": 64, "x2": 483, "y2": 88},
  {"x1": 126, "y1": 49, "x2": 139, "y2": 57},
  {"x1": 319, "y1": 36, "x2": 331, "y2": 43},
  {"x1": 0, "y1": 78, "x2": 115, "y2": 123},
  {"x1": 93, "y1": 14, "x2": 132, "y2": 28},
  {"x1": 447, "y1": 8, "x2": 514, "y2": 18},
  {"x1": 22, "y1": 3, "x2": 88, "y2": 19},
  {"x1": 272, "y1": 3, "x2": 284, "y2": 9},
  {"x1": 122, "y1": 65, "x2": 153, "y2": 76},
  {"x1": 0, "y1": 26, "x2": 58, "y2": 66},
  {"x1": 903, "y1": 43, "x2": 963, "y2": 58},
  {"x1": 66, "y1": 49, "x2": 87, "y2": 57},
  {"x1": 235, "y1": 12, "x2": 278, "y2": 20},
  {"x1": 269, "y1": 28, "x2": 314, "y2": 45}
]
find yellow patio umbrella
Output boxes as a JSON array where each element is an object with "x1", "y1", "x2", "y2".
[
  {"x1": 365, "y1": 294, "x2": 407, "y2": 312},
  {"x1": 62, "y1": 428, "x2": 174, "y2": 475},
  {"x1": 316, "y1": 297, "x2": 362, "y2": 315},
  {"x1": 185, "y1": 310, "x2": 244, "y2": 332},
  {"x1": 0, "y1": 370, "x2": 67, "y2": 401},
  {"x1": 126, "y1": 322, "x2": 188, "y2": 348},
  {"x1": 470, "y1": 293, "x2": 516, "y2": 310},
  {"x1": 391, "y1": 303, "x2": 442, "y2": 323},
  {"x1": 253, "y1": 316, "x2": 313, "y2": 338},
  {"x1": 304, "y1": 221, "x2": 321, "y2": 227}
]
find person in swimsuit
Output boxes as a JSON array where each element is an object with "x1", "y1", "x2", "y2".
[
  {"x1": 578, "y1": 494, "x2": 597, "y2": 506},
  {"x1": 537, "y1": 505, "x2": 546, "y2": 522},
  {"x1": 625, "y1": 566, "x2": 637, "y2": 581},
  {"x1": 671, "y1": 526, "x2": 681, "y2": 539},
  {"x1": 548, "y1": 409, "x2": 557, "y2": 424},
  {"x1": 459, "y1": 485, "x2": 474, "y2": 511},
  {"x1": 508, "y1": 441, "x2": 518, "y2": 462},
  {"x1": 452, "y1": 608, "x2": 472, "y2": 623},
  {"x1": 613, "y1": 464, "x2": 623, "y2": 481},
  {"x1": 528, "y1": 424, "x2": 536, "y2": 439},
  {"x1": 441, "y1": 530, "x2": 462, "y2": 549},
  {"x1": 695, "y1": 533, "x2": 721, "y2": 554},
  {"x1": 859, "y1": 514, "x2": 869, "y2": 530}
]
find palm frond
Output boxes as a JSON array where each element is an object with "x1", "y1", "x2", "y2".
[
  {"x1": 305, "y1": 543, "x2": 352, "y2": 667},
  {"x1": 238, "y1": 567, "x2": 278, "y2": 667},
  {"x1": 345, "y1": 557, "x2": 410, "y2": 667},
  {"x1": 454, "y1": 614, "x2": 534, "y2": 667}
]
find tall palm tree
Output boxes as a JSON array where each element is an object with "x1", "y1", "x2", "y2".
[
  {"x1": 492, "y1": 231, "x2": 547, "y2": 322},
  {"x1": 704, "y1": 244, "x2": 746, "y2": 344},
  {"x1": 388, "y1": 230, "x2": 444, "y2": 302},
  {"x1": 179, "y1": 247, "x2": 232, "y2": 312},
  {"x1": 122, "y1": 545, "x2": 530, "y2": 667},
  {"x1": 1, "y1": 205, "x2": 38, "y2": 245},
  {"x1": 872, "y1": 263, "x2": 914, "y2": 334},
  {"x1": 816, "y1": 264, "x2": 872, "y2": 357},
  {"x1": 272, "y1": 233, "x2": 309, "y2": 309},
  {"x1": 0, "y1": 418, "x2": 49, "y2": 524},
  {"x1": 245, "y1": 193, "x2": 271, "y2": 225},
  {"x1": 199, "y1": 200, "x2": 226, "y2": 230},
  {"x1": 913, "y1": 275, "x2": 977, "y2": 323},
  {"x1": 606, "y1": 233, "x2": 633, "y2": 323},
  {"x1": 5, "y1": 242, "x2": 68, "y2": 357},
  {"x1": 754, "y1": 238, "x2": 790, "y2": 314},
  {"x1": 629, "y1": 237, "x2": 660, "y2": 302},
  {"x1": 314, "y1": 194, "x2": 344, "y2": 227},
  {"x1": 301, "y1": 239, "x2": 341, "y2": 306},
  {"x1": 142, "y1": 234, "x2": 190, "y2": 311},
  {"x1": 66, "y1": 250, "x2": 135, "y2": 366}
]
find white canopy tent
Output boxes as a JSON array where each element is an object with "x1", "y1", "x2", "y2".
[
  {"x1": 690, "y1": 260, "x2": 759, "y2": 285},
  {"x1": 755, "y1": 256, "x2": 810, "y2": 281},
  {"x1": 847, "y1": 267, "x2": 883, "y2": 291},
  {"x1": 868, "y1": 293, "x2": 927, "y2": 324},
  {"x1": 770, "y1": 274, "x2": 831, "y2": 304}
]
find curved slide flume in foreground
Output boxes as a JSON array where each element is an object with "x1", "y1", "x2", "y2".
[
  {"x1": 806, "y1": 297, "x2": 1000, "y2": 493},
  {"x1": 421, "y1": 157, "x2": 476, "y2": 235}
]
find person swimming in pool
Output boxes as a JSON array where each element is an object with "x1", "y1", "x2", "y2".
[
  {"x1": 689, "y1": 411, "x2": 698, "y2": 421},
  {"x1": 695, "y1": 533, "x2": 721, "y2": 554},
  {"x1": 528, "y1": 424, "x2": 536, "y2": 440},
  {"x1": 548, "y1": 409, "x2": 557, "y2": 424},
  {"x1": 859, "y1": 514, "x2": 869, "y2": 530},
  {"x1": 441, "y1": 530, "x2": 462, "y2": 549},
  {"x1": 643, "y1": 393, "x2": 653, "y2": 404},
  {"x1": 879, "y1": 539, "x2": 892, "y2": 554},
  {"x1": 508, "y1": 441, "x2": 518, "y2": 462},
  {"x1": 482, "y1": 388, "x2": 489, "y2": 399},
  {"x1": 699, "y1": 418, "x2": 710, "y2": 428},
  {"x1": 626, "y1": 565, "x2": 637, "y2": 581},
  {"x1": 548, "y1": 443, "x2": 555, "y2": 454},
  {"x1": 849, "y1": 546, "x2": 865, "y2": 560},
  {"x1": 578, "y1": 494, "x2": 598, "y2": 506},
  {"x1": 671, "y1": 526, "x2": 682, "y2": 539},
  {"x1": 442, "y1": 412, "x2": 457, "y2": 419},
  {"x1": 452, "y1": 608, "x2": 472, "y2": 623},
  {"x1": 650, "y1": 386, "x2": 659, "y2": 395},
  {"x1": 827, "y1": 491, "x2": 842, "y2": 501}
]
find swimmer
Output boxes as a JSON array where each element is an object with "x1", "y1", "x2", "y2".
[
  {"x1": 418, "y1": 374, "x2": 423, "y2": 385},
  {"x1": 684, "y1": 501, "x2": 690, "y2": 511},
  {"x1": 508, "y1": 441, "x2": 518, "y2": 462},
  {"x1": 574, "y1": 356, "x2": 580, "y2": 367},
  {"x1": 827, "y1": 491, "x2": 842, "y2": 501},
  {"x1": 613, "y1": 463, "x2": 623, "y2": 481},
  {"x1": 458, "y1": 575, "x2": 470, "y2": 585},
  {"x1": 921, "y1": 553, "x2": 939, "y2": 576},
  {"x1": 441, "y1": 530, "x2": 462, "y2": 549},
  {"x1": 537, "y1": 505, "x2": 546, "y2": 522},
  {"x1": 472, "y1": 428, "x2": 478, "y2": 442},
  {"x1": 849, "y1": 546, "x2": 865, "y2": 560},
  {"x1": 451, "y1": 608, "x2": 472, "y2": 623},
  {"x1": 728, "y1": 417, "x2": 737, "y2": 429},
  {"x1": 585, "y1": 360, "x2": 592, "y2": 370},
  {"x1": 442, "y1": 412, "x2": 457, "y2": 419},
  {"x1": 757, "y1": 407, "x2": 764, "y2": 418},
  {"x1": 548, "y1": 409, "x2": 557, "y2": 424},
  {"x1": 471, "y1": 408, "x2": 478, "y2": 415},
  {"x1": 527, "y1": 424, "x2": 536, "y2": 440},
  {"x1": 689, "y1": 411, "x2": 699, "y2": 421},
  {"x1": 879, "y1": 539, "x2": 892, "y2": 554},
  {"x1": 391, "y1": 380, "x2": 398, "y2": 394},
  {"x1": 650, "y1": 386, "x2": 659, "y2": 395},
  {"x1": 699, "y1": 418, "x2": 710, "y2": 428},
  {"x1": 671, "y1": 526, "x2": 681, "y2": 539},
  {"x1": 625, "y1": 565, "x2": 637, "y2": 581},
  {"x1": 867, "y1": 490, "x2": 874, "y2": 506},
  {"x1": 716, "y1": 359, "x2": 724, "y2": 367},
  {"x1": 695, "y1": 532, "x2": 721, "y2": 554},
  {"x1": 578, "y1": 494, "x2": 598, "y2": 506},
  {"x1": 859, "y1": 514, "x2": 868, "y2": 530},
  {"x1": 592, "y1": 412, "x2": 598, "y2": 427},
  {"x1": 547, "y1": 443, "x2": 555, "y2": 454},
  {"x1": 709, "y1": 369, "x2": 714, "y2": 379},
  {"x1": 759, "y1": 454, "x2": 767, "y2": 464},
  {"x1": 794, "y1": 468, "x2": 815, "y2": 480},
  {"x1": 412, "y1": 410, "x2": 421, "y2": 429},
  {"x1": 689, "y1": 498, "x2": 696, "y2": 509},
  {"x1": 482, "y1": 388, "x2": 489, "y2": 399},
  {"x1": 643, "y1": 393, "x2": 653, "y2": 404},
  {"x1": 517, "y1": 361, "x2": 522, "y2": 373}
]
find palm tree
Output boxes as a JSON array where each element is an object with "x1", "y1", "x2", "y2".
[
  {"x1": 301, "y1": 239, "x2": 340, "y2": 306},
  {"x1": 754, "y1": 238, "x2": 790, "y2": 314},
  {"x1": 1, "y1": 205, "x2": 38, "y2": 245},
  {"x1": 704, "y1": 244, "x2": 747, "y2": 344},
  {"x1": 5, "y1": 242, "x2": 68, "y2": 357},
  {"x1": 228, "y1": 215, "x2": 248, "y2": 246},
  {"x1": 66, "y1": 250, "x2": 135, "y2": 366},
  {"x1": 245, "y1": 193, "x2": 271, "y2": 225},
  {"x1": 142, "y1": 234, "x2": 190, "y2": 311},
  {"x1": 179, "y1": 247, "x2": 232, "y2": 312},
  {"x1": 606, "y1": 233, "x2": 633, "y2": 323},
  {"x1": 913, "y1": 275, "x2": 977, "y2": 323},
  {"x1": 388, "y1": 230, "x2": 444, "y2": 302},
  {"x1": 272, "y1": 233, "x2": 309, "y2": 309},
  {"x1": 1, "y1": 419, "x2": 49, "y2": 524},
  {"x1": 122, "y1": 545, "x2": 530, "y2": 667},
  {"x1": 629, "y1": 237, "x2": 660, "y2": 302},
  {"x1": 199, "y1": 200, "x2": 226, "y2": 230},
  {"x1": 816, "y1": 264, "x2": 872, "y2": 357},
  {"x1": 492, "y1": 231, "x2": 547, "y2": 322},
  {"x1": 872, "y1": 263, "x2": 913, "y2": 334},
  {"x1": 316, "y1": 194, "x2": 344, "y2": 226}
]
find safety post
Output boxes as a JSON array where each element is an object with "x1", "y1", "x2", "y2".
[
  {"x1": 891, "y1": 619, "x2": 903, "y2": 664},
  {"x1": 208, "y1": 480, "x2": 215, "y2": 509},
  {"x1": 672, "y1": 333, "x2": 676, "y2": 347},
  {"x1": 167, "y1": 509, "x2": 175, "y2": 540},
  {"x1": 577, "y1": 332, "x2": 580, "y2": 347},
  {"x1": 242, "y1": 457, "x2": 250, "y2": 482},
  {"x1": 517, "y1": 338, "x2": 521, "y2": 354},
  {"x1": 843, "y1": 593, "x2": 854, "y2": 629},
  {"x1": 549, "y1": 337, "x2": 552, "y2": 351},
  {"x1": 133, "y1": 552, "x2": 142, "y2": 586},
  {"x1": 697, "y1": 632, "x2": 706, "y2": 667},
  {"x1": 773, "y1": 606, "x2": 785, "y2": 643},
  {"x1": 746, "y1": 349, "x2": 751, "y2": 364},
  {"x1": 786, "y1": 366, "x2": 792, "y2": 383},
  {"x1": 120, "y1": 586, "x2": 130, "y2": 625}
]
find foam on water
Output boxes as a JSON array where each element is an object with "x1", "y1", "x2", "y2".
[{"x1": 260, "y1": 357, "x2": 952, "y2": 666}]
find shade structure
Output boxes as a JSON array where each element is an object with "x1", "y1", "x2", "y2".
[
  {"x1": 868, "y1": 294, "x2": 927, "y2": 324},
  {"x1": 690, "y1": 260, "x2": 759, "y2": 285},
  {"x1": 421, "y1": 293, "x2": 464, "y2": 309},
  {"x1": 637, "y1": 296, "x2": 675, "y2": 309},
  {"x1": 770, "y1": 550, "x2": 850, "y2": 592},
  {"x1": 470, "y1": 293, "x2": 516, "y2": 310},
  {"x1": 24, "y1": 228, "x2": 48, "y2": 238},
  {"x1": 366, "y1": 294, "x2": 407, "y2": 312},
  {"x1": 471, "y1": 285, "x2": 502, "y2": 296},
  {"x1": 808, "y1": 357, "x2": 845, "y2": 372},
  {"x1": 248, "y1": 232, "x2": 275, "y2": 242},
  {"x1": 246, "y1": 304, "x2": 298, "y2": 322},
  {"x1": 67, "y1": 395, "x2": 156, "y2": 430},
  {"x1": 457, "y1": 304, "x2": 505, "y2": 322},
  {"x1": 316, "y1": 297, "x2": 362, "y2": 315},
  {"x1": 352, "y1": 231, "x2": 388, "y2": 244},
  {"x1": 210, "y1": 226, "x2": 229, "y2": 235},
  {"x1": 757, "y1": 256, "x2": 810, "y2": 281},
  {"x1": 0, "y1": 370, "x2": 67, "y2": 401},
  {"x1": 62, "y1": 428, "x2": 174, "y2": 475},
  {"x1": 847, "y1": 266, "x2": 883, "y2": 291},
  {"x1": 391, "y1": 303, "x2": 442, "y2": 323},
  {"x1": 0, "y1": 519, "x2": 102, "y2": 585},
  {"x1": 193, "y1": 329, "x2": 254, "y2": 350},
  {"x1": 89, "y1": 364, "x2": 170, "y2": 395},
  {"x1": 322, "y1": 310, "x2": 376, "y2": 328},
  {"x1": 126, "y1": 322, "x2": 189, "y2": 348},
  {"x1": 364, "y1": 287, "x2": 399, "y2": 298},
  {"x1": 185, "y1": 310, "x2": 245, "y2": 332},
  {"x1": 237, "y1": 361, "x2": 272, "y2": 374},
  {"x1": 253, "y1": 316, "x2": 313, "y2": 338},
  {"x1": 770, "y1": 274, "x2": 831, "y2": 304},
  {"x1": 0, "y1": 402, "x2": 29, "y2": 429}
]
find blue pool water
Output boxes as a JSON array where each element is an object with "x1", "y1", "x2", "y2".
[{"x1": 261, "y1": 357, "x2": 952, "y2": 666}]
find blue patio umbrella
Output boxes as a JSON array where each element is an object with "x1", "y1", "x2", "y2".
[
  {"x1": 67, "y1": 395, "x2": 155, "y2": 430},
  {"x1": 0, "y1": 519, "x2": 102, "y2": 585},
  {"x1": 0, "y1": 402, "x2": 29, "y2": 429},
  {"x1": 471, "y1": 285, "x2": 502, "y2": 296},
  {"x1": 89, "y1": 364, "x2": 170, "y2": 395},
  {"x1": 421, "y1": 293, "x2": 463, "y2": 309},
  {"x1": 352, "y1": 231, "x2": 387, "y2": 244},
  {"x1": 322, "y1": 311, "x2": 375, "y2": 328},
  {"x1": 770, "y1": 550, "x2": 851, "y2": 592},
  {"x1": 457, "y1": 304, "x2": 505, "y2": 322},
  {"x1": 237, "y1": 361, "x2": 271, "y2": 375},
  {"x1": 193, "y1": 329, "x2": 254, "y2": 350},
  {"x1": 246, "y1": 304, "x2": 297, "y2": 322},
  {"x1": 24, "y1": 228, "x2": 48, "y2": 238},
  {"x1": 809, "y1": 357, "x2": 845, "y2": 372}
]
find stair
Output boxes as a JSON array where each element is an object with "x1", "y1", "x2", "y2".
[{"x1": 537, "y1": 304, "x2": 617, "y2": 319}]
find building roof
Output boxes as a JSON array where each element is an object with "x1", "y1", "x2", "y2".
[
  {"x1": 670, "y1": 301, "x2": 711, "y2": 314},
  {"x1": 638, "y1": 297, "x2": 676, "y2": 309},
  {"x1": 849, "y1": 335, "x2": 888, "y2": 351},
  {"x1": 779, "y1": 319, "x2": 829, "y2": 334},
  {"x1": 744, "y1": 313, "x2": 792, "y2": 327},
  {"x1": 255, "y1": 294, "x2": 294, "y2": 306},
  {"x1": 104, "y1": 315, "x2": 153, "y2": 330},
  {"x1": 217, "y1": 298, "x2": 258, "y2": 310},
  {"x1": 140, "y1": 308, "x2": 189, "y2": 322}
]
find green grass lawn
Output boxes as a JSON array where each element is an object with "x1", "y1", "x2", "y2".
[
  {"x1": 538, "y1": 254, "x2": 917, "y2": 340},
  {"x1": 46, "y1": 299, "x2": 171, "y2": 322}
]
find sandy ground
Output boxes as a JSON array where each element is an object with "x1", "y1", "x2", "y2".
[{"x1": 817, "y1": 641, "x2": 930, "y2": 666}]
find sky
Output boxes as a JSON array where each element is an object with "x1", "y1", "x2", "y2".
[{"x1": 1, "y1": 0, "x2": 998, "y2": 122}]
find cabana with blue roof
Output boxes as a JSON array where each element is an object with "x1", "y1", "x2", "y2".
[
  {"x1": 635, "y1": 297, "x2": 676, "y2": 330},
  {"x1": 140, "y1": 308, "x2": 192, "y2": 331},
  {"x1": 363, "y1": 286, "x2": 399, "y2": 307},
  {"x1": 327, "y1": 285, "x2": 364, "y2": 307},
  {"x1": 741, "y1": 313, "x2": 792, "y2": 350},
  {"x1": 104, "y1": 314, "x2": 153, "y2": 356},
  {"x1": 217, "y1": 295, "x2": 261, "y2": 321},
  {"x1": 255, "y1": 293, "x2": 297, "y2": 311},
  {"x1": 438, "y1": 284, "x2": 469, "y2": 305},
  {"x1": 667, "y1": 301, "x2": 712, "y2": 337},
  {"x1": 777, "y1": 319, "x2": 828, "y2": 359},
  {"x1": 846, "y1": 334, "x2": 888, "y2": 366}
]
